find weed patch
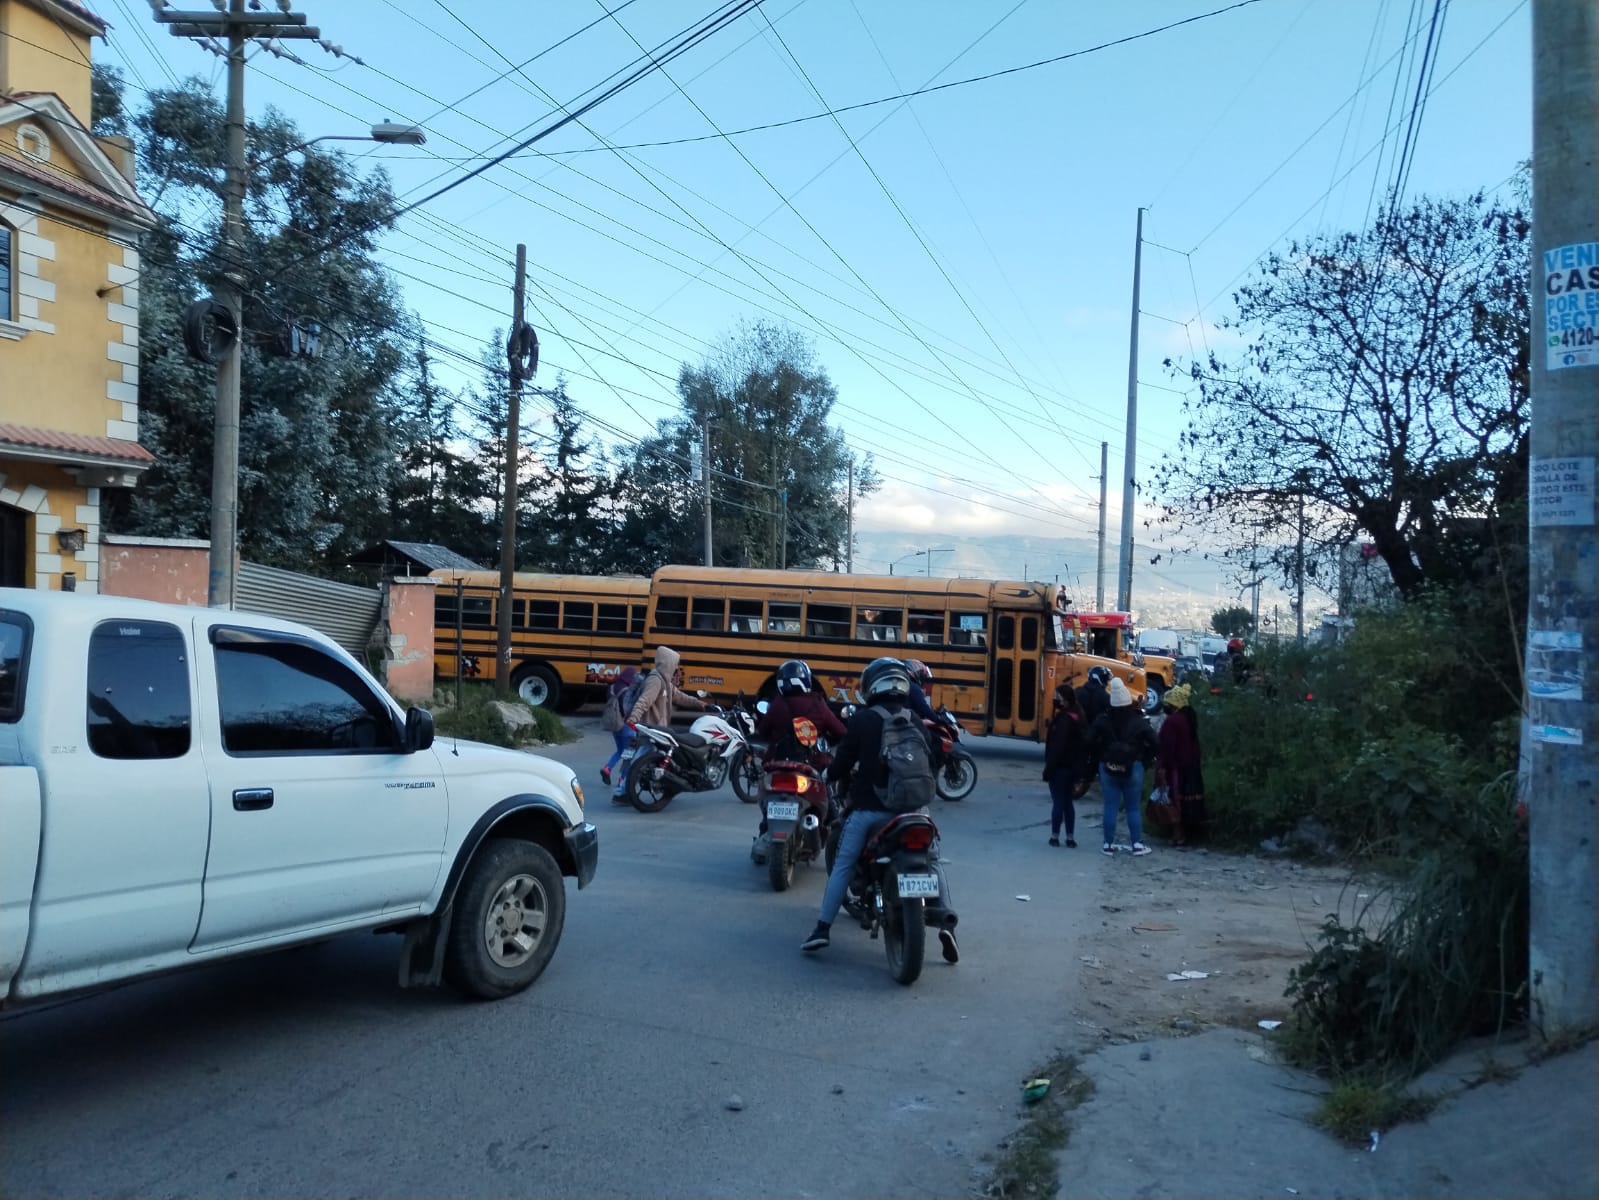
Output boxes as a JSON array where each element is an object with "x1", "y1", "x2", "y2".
[
  {"x1": 985, "y1": 1056, "x2": 1094, "y2": 1200},
  {"x1": 407, "y1": 683, "x2": 575, "y2": 749},
  {"x1": 1313, "y1": 1078, "x2": 1437, "y2": 1145}
]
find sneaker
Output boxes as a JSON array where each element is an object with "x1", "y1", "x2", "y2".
[
  {"x1": 1102, "y1": 843, "x2": 1116, "y2": 856},
  {"x1": 600, "y1": 765, "x2": 612, "y2": 786},
  {"x1": 610, "y1": 792, "x2": 631, "y2": 805},
  {"x1": 1048, "y1": 836, "x2": 1060, "y2": 847},
  {"x1": 1131, "y1": 842, "x2": 1152, "y2": 856},
  {"x1": 1065, "y1": 839, "x2": 1077, "y2": 848},
  {"x1": 801, "y1": 923, "x2": 831, "y2": 953},
  {"x1": 939, "y1": 927, "x2": 960, "y2": 964}
]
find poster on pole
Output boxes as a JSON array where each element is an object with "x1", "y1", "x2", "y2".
[
  {"x1": 1543, "y1": 242, "x2": 1599, "y2": 369},
  {"x1": 1530, "y1": 457, "x2": 1595, "y2": 526}
]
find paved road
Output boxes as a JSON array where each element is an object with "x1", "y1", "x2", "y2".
[{"x1": 0, "y1": 720, "x2": 1101, "y2": 1200}]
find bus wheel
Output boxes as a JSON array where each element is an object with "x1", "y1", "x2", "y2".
[{"x1": 513, "y1": 664, "x2": 560, "y2": 709}]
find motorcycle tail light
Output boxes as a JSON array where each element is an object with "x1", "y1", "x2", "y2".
[
  {"x1": 767, "y1": 772, "x2": 811, "y2": 793},
  {"x1": 897, "y1": 824, "x2": 935, "y2": 852}
]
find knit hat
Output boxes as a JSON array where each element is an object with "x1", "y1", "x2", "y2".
[
  {"x1": 1107, "y1": 677, "x2": 1133, "y2": 708},
  {"x1": 1166, "y1": 684, "x2": 1191, "y2": 710}
]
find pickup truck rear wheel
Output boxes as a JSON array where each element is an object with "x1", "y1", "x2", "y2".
[{"x1": 444, "y1": 839, "x2": 566, "y2": 1000}]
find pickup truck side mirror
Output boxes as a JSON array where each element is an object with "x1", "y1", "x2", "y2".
[{"x1": 405, "y1": 706, "x2": 435, "y2": 753}]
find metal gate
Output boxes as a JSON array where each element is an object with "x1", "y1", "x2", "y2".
[{"x1": 236, "y1": 561, "x2": 381, "y2": 657}]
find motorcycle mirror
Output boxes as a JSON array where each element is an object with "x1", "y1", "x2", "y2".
[
  {"x1": 695, "y1": 689, "x2": 709, "y2": 699},
  {"x1": 756, "y1": 700, "x2": 770, "y2": 714}
]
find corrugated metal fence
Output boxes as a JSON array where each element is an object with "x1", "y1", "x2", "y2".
[{"x1": 236, "y1": 561, "x2": 382, "y2": 657}]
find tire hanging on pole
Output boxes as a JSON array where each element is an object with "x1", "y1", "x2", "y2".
[{"x1": 507, "y1": 322, "x2": 538, "y2": 381}]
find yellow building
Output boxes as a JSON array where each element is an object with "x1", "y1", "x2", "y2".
[{"x1": 0, "y1": 0, "x2": 156, "y2": 590}]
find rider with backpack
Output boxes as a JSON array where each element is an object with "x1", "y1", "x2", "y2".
[
  {"x1": 802, "y1": 657, "x2": 959, "y2": 962},
  {"x1": 1087, "y1": 677, "x2": 1160, "y2": 855},
  {"x1": 599, "y1": 665, "x2": 640, "y2": 787}
]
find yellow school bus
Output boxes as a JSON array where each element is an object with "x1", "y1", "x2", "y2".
[
  {"x1": 429, "y1": 570, "x2": 649, "y2": 708},
  {"x1": 639, "y1": 566, "x2": 1144, "y2": 742}
]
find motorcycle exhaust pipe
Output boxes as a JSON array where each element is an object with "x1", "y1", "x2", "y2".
[
  {"x1": 658, "y1": 767, "x2": 695, "y2": 791},
  {"x1": 802, "y1": 813, "x2": 820, "y2": 831}
]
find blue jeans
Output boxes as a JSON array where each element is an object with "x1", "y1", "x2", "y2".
[
  {"x1": 611, "y1": 727, "x2": 636, "y2": 797},
  {"x1": 819, "y1": 809, "x2": 896, "y2": 925},
  {"x1": 1100, "y1": 762, "x2": 1144, "y2": 846},
  {"x1": 604, "y1": 728, "x2": 631, "y2": 772}
]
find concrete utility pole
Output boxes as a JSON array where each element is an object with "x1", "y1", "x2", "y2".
[
  {"x1": 702, "y1": 417, "x2": 714, "y2": 567},
  {"x1": 495, "y1": 244, "x2": 528, "y2": 698},
  {"x1": 159, "y1": 1, "x2": 320, "y2": 608},
  {"x1": 1117, "y1": 209, "x2": 1144, "y2": 612},
  {"x1": 1096, "y1": 440, "x2": 1109, "y2": 609},
  {"x1": 1527, "y1": 0, "x2": 1599, "y2": 1040},
  {"x1": 846, "y1": 458, "x2": 854, "y2": 574}
]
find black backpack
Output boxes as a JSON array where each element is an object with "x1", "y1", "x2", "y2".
[
  {"x1": 1101, "y1": 712, "x2": 1139, "y2": 775},
  {"x1": 620, "y1": 672, "x2": 650, "y2": 722},
  {"x1": 871, "y1": 704, "x2": 936, "y2": 812}
]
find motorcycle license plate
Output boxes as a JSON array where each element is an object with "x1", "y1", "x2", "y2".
[
  {"x1": 896, "y1": 873, "x2": 940, "y2": 898},
  {"x1": 766, "y1": 801, "x2": 801, "y2": 822}
]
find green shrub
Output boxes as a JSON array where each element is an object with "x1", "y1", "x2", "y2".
[{"x1": 410, "y1": 683, "x2": 576, "y2": 749}]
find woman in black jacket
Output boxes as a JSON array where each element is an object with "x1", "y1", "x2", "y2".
[{"x1": 1042, "y1": 684, "x2": 1088, "y2": 847}]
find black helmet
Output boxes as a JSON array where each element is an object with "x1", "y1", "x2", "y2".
[
  {"x1": 1088, "y1": 666, "x2": 1112, "y2": 686},
  {"x1": 861, "y1": 656, "x2": 911, "y2": 702},
  {"x1": 902, "y1": 658, "x2": 932, "y2": 689},
  {"x1": 775, "y1": 659, "x2": 813, "y2": 697}
]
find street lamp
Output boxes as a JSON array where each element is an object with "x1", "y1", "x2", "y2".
[
  {"x1": 249, "y1": 122, "x2": 426, "y2": 167},
  {"x1": 889, "y1": 547, "x2": 954, "y2": 576}
]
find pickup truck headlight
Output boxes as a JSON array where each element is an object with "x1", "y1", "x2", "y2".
[{"x1": 571, "y1": 779, "x2": 585, "y2": 809}]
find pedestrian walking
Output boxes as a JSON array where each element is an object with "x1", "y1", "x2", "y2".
[
  {"x1": 1087, "y1": 677, "x2": 1158, "y2": 855},
  {"x1": 1042, "y1": 683, "x2": 1088, "y2": 847},
  {"x1": 599, "y1": 666, "x2": 639, "y2": 788}
]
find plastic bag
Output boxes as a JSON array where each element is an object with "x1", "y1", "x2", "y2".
[{"x1": 1149, "y1": 785, "x2": 1171, "y2": 806}]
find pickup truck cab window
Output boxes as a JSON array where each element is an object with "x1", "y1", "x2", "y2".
[
  {"x1": 86, "y1": 620, "x2": 191, "y2": 759},
  {"x1": 0, "y1": 610, "x2": 27, "y2": 721},
  {"x1": 213, "y1": 630, "x2": 399, "y2": 754}
]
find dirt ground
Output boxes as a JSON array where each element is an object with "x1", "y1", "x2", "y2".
[{"x1": 1067, "y1": 816, "x2": 1372, "y2": 1044}]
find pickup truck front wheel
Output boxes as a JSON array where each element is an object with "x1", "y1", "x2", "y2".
[{"x1": 445, "y1": 839, "x2": 566, "y2": 1000}]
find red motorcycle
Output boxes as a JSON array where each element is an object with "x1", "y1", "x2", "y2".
[{"x1": 927, "y1": 706, "x2": 977, "y2": 801}]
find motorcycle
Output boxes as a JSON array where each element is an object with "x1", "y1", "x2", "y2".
[
  {"x1": 824, "y1": 808, "x2": 943, "y2": 986},
  {"x1": 724, "y1": 694, "x2": 764, "y2": 804},
  {"x1": 750, "y1": 757, "x2": 836, "y2": 891},
  {"x1": 927, "y1": 706, "x2": 978, "y2": 801},
  {"x1": 623, "y1": 700, "x2": 756, "y2": 813}
]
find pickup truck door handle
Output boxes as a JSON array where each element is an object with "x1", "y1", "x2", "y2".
[{"x1": 233, "y1": 788, "x2": 274, "y2": 811}]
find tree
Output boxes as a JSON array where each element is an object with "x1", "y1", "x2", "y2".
[
  {"x1": 519, "y1": 378, "x2": 624, "y2": 574},
  {"x1": 1158, "y1": 190, "x2": 1530, "y2": 604},
  {"x1": 620, "y1": 321, "x2": 875, "y2": 572},
  {"x1": 102, "y1": 78, "x2": 412, "y2": 572},
  {"x1": 1210, "y1": 606, "x2": 1254, "y2": 638}
]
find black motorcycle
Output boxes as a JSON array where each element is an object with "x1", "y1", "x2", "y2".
[
  {"x1": 751, "y1": 758, "x2": 836, "y2": 891},
  {"x1": 824, "y1": 810, "x2": 942, "y2": 986}
]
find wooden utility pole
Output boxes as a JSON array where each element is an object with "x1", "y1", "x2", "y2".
[
  {"x1": 1117, "y1": 209, "x2": 1144, "y2": 611},
  {"x1": 1096, "y1": 440, "x2": 1108, "y2": 609},
  {"x1": 495, "y1": 244, "x2": 528, "y2": 698},
  {"x1": 1526, "y1": 0, "x2": 1599, "y2": 1039},
  {"x1": 702, "y1": 417, "x2": 714, "y2": 567},
  {"x1": 846, "y1": 458, "x2": 854, "y2": 574}
]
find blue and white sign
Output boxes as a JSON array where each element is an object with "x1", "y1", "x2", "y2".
[{"x1": 1544, "y1": 242, "x2": 1599, "y2": 369}]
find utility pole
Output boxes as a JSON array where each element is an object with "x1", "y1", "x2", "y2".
[
  {"x1": 495, "y1": 244, "x2": 529, "y2": 698},
  {"x1": 702, "y1": 417, "x2": 714, "y2": 567},
  {"x1": 846, "y1": 459, "x2": 854, "y2": 574},
  {"x1": 1116, "y1": 208, "x2": 1144, "y2": 612},
  {"x1": 1527, "y1": 0, "x2": 1599, "y2": 1040},
  {"x1": 1096, "y1": 440, "x2": 1109, "y2": 609},
  {"x1": 1296, "y1": 494, "x2": 1307, "y2": 645},
  {"x1": 779, "y1": 489, "x2": 788, "y2": 570},
  {"x1": 159, "y1": 1, "x2": 320, "y2": 607}
]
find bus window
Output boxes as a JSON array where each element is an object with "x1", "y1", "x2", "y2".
[
  {"x1": 950, "y1": 611, "x2": 987, "y2": 646},
  {"x1": 691, "y1": 596, "x2": 726, "y2": 631},
  {"x1": 656, "y1": 596, "x2": 688, "y2": 630},
  {"x1": 630, "y1": 604, "x2": 646, "y2": 635},
  {"x1": 907, "y1": 610, "x2": 944, "y2": 645},
  {"x1": 768, "y1": 602, "x2": 802, "y2": 634},
  {"x1": 1091, "y1": 629, "x2": 1117, "y2": 658},
  {"x1": 730, "y1": 598, "x2": 763, "y2": 633},
  {"x1": 996, "y1": 614, "x2": 1016, "y2": 651},
  {"x1": 807, "y1": 603, "x2": 851, "y2": 639},
  {"x1": 438, "y1": 592, "x2": 492, "y2": 630},
  {"x1": 524, "y1": 599, "x2": 558, "y2": 631},
  {"x1": 563, "y1": 601, "x2": 594, "y2": 632},
  {"x1": 856, "y1": 606, "x2": 902, "y2": 643},
  {"x1": 1020, "y1": 615, "x2": 1039, "y2": 653},
  {"x1": 597, "y1": 602, "x2": 629, "y2": 634}
]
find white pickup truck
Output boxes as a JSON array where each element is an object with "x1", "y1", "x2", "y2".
[{"x1": 0, "y1": 589, "x2": 598, "y2": 1007}]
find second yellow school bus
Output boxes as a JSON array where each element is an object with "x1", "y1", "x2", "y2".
[{"x1": 638, "y1": 566, "x2": 1144, "y2": 742}]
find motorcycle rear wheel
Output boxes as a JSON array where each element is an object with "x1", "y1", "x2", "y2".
[
  {"x1": 884, "y1": 893, "x2": 926, "y2": 985},
  {"x1": 730, "y1": 747, "x2": 761, "y2": 804},
  {"x1": 936, "y1": 750, "x2": 978, "y2": 801},
  {"x1": 768, "y1": 836, "x2": 794, "y2": 891},
  {"x1": 627, "y1": 749, "x2": 678, "y2": 813}
]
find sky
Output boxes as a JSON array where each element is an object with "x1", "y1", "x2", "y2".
[{"x1": 88, "y1": 0, "x2": 1532, "y2": 622}]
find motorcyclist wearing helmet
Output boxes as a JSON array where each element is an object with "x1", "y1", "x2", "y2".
[
  {"x1": 901, "y1": 658, "x2": 937, "y2": 723},
  {"x1": 1226, "y1": 638, "x2": 1253, "y2": 686},
  {"x1": 756, "y1": 659, "x2": 846, "y2": 767},
  {"x1": 802, "y1": 657, "x2": 959, "y2": 962},
  {"x1": 1077, "y1": 664, "x2": 1113, "y2": 724}
]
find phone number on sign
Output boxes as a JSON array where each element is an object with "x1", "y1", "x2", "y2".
[{"x1": 1550, "y1": 327, "x2": 1599, "y2": 349}]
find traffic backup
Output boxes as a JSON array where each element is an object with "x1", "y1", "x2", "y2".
[{"x1": 0, "y1": 590, "x2": 598, "y2": 1008}]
